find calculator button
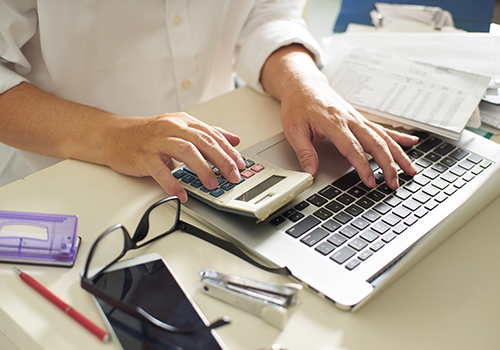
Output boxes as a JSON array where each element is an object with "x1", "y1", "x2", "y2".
[
  {"x1": 209, "y1": 188, "x2": 224, "y2": 197},
  {"x1": 244, "y1": 158, "x2": 255, "y2": 168},
  {"x1": 220, "y1": 182, "x2": 235, "y2": 191},
  {"x1": 181, "y1": 174, "x2": 196, "y2": 183},
  {"x1": 190, "y1": 179, "x2": 203, "y2": 188},
  {"x1": 250, "y1": 163, "x2": 265, "y2": 172},
  {"x1": 173, "y1": 169, "x2": 186, "y2": 178},
  {"x1": 241, "y1": 169, "x2": 255, "y2": 178}
]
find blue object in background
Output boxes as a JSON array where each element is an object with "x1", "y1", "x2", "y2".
[{"x1": 334, "y1": 0, "x2": 496, "y2": 33}]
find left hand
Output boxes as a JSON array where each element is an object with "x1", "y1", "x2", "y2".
[
  {"x1": 260, "y1": 44, "x2": 418, "y2": 190},
  {"x1": 278, "y1": 75, "x2": 419, "y2": 190}
]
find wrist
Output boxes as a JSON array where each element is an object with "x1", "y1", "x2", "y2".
[{"x1": 261, "y1": 44, "x2": 327, "y2": 101}]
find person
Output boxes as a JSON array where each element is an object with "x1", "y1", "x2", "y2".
[{"x1": 0, "y1": 0, "x2": 418, "y2": 201}]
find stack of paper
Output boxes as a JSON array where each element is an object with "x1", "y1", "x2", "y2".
[{"x1": 321, "y1": 33, "x2": 498, "y2": 139}]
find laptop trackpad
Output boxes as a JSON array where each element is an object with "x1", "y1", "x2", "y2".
[{"x1": 257, "y1": 137, "x2": 350, "y2": 176}]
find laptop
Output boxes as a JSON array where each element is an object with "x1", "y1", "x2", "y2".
[{"x1": 182, "y1": 129, "x2": 500, "y2": 310}]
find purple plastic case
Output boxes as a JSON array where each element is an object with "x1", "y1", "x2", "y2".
[{"x1": 0, "y1": 210, "x2": 80, "y2": 267}]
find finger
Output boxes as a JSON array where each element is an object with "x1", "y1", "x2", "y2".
[
  {"x1": 283, "y1": 125, "x2": 319, "y2": 177},
  {"x1": 367, "y1": 122, "x2": 418, "y2": 177},
  {"x1": 188, "y1": 120, "x2": 245, "y2": 169},
  {"x1": 181, "y1": 119, "x2": 245, "y2": 183},
  {"x1": 316, "y1": 121, "x2": 377, "y2": 189},
  {"x1": 165, "y1": 137, "x2": 220, "y2": 191},
  {"x1": 148, "y1": 159, "x2": 189, "y2": 202},
  {"x1": 384, "y1": 127, "x2": 420, "y2": 147},
  {"x1": 351, "y1": 123, "x2": 401, "y2": 189},
  {"x1": 213, "y1": 126, "x2": 241, "y2": 148}
]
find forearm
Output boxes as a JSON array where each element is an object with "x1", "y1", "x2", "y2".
[
  {"x1": 0, "y1": 82, "x2": 120, "y2": 165},
  {"x1": 260, "y1": 44, "x2": 327, "y2": 101}
]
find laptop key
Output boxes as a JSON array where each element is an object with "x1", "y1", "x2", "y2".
[
  {"x1": 358, "y1": 249, "x2": 374, "y2": 261},
  {"x1": 366, "y1": 190, "x2": 385, "y2": 201},
  {"x1": 322, "y1": 220, "x2": 342, "y2": 232},
  {"x1": 328, "y1": 233, "x2": 347, "y2": 247},
  {"x1": 434, "y1": 142, "x2": 455, "y2": 156},
  {"x1": 301, "y1": 227, "x2": 329, "y2": 247},
  {"x1": 337, "y1": 193, "x2": 356, "y2": 205},
  {"x1": 360, "y1": 230, "x2": 379, "y2": 243},
  {"x1": 288, "y1": 212, "x2": 305, "y2": 222},
  {"x1": 319, "y1": 185, "x2": 341, "y2": 199},
  {"x1": 345, "y1": 204, "x2": 364, "y2": 216},
  {"x1": 449, "y1": 148, "x2": 469, "y2": 161},
  {"x1": 269, "y1": 216, "x2": 286, "y2": 226},
  {"x1": 356, "y1": 197, "x2": 375, "y2": 209},
  {"x1": 352, "y1": 217, "x2": 370, "y2": 230},
  {"x1": 313, "y1": 208, "x2": 333, "y2": 221},
  {"x1": 307, "y1": 194, "x2": 328, "y2": 207},
  {"x1": 362, "y1": 210, "x2": 381, "y2": 222},
  {"x1": 440, "y1": 157, "x2": 457, "y2": 167},
  {"x1": 333, "y1": 212, "x2": 353, "y2": 225},
  {"x1": 331, "y1": 246, "x2": 356, "y2": 264},
  {"x1": 286, "y1": 216, "x2": 320, "y2": 238},
  {"x1": 349, "y1": 238, "x2": 368, "y2": 251},
  {"x1": 315, "y1": 241, "x2": 335, "y2": 255},
  {"x1": 345, "y1": 259, "x2": 361, "y2": 270},
  {"x1": 370, "y1": 241, "x2": 385, "y2": 252},
  {"x1": 325, "y1": 200, "x2": 344, "y2": 213},
  {"x1": 333, "y1": 170, "x2": 361, "y2": 191},
  {"x1": 348, "y1": 186, "x2": 367, "y2": 198},
  {"x1": 294, "y1": 201, "x2": 310, "y2": 211},
  {"x1": 417, "y1": 136, "x2": 442, "y2": 152},
  {"x1": 340, "y1": 225, "x2": 359, "y2": 238}
]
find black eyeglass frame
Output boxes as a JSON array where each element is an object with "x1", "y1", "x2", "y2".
[{"x1": 81, "y1": 196, "x2": 290, "y2": 334}]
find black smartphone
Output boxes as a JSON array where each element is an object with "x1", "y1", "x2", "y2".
[{"x1": 89, "y1": 253, "x2": 226, "y2": 350}]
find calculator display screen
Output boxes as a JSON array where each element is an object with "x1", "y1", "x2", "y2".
[{"x1": 236, "y1": 175, "x2": 285, "y2": 202}]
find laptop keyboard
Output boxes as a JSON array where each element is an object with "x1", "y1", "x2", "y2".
[{"x1": 268, "y1": 131, "x2": 493, "y2": 271}]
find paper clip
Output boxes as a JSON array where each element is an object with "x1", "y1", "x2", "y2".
[{"x1": 199, "y1": 269, "x2": 302, "y2": 329}]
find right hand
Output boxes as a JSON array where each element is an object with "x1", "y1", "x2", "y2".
[{"x1": 103, "y1": 112, "x2": 245, "y2": 202}]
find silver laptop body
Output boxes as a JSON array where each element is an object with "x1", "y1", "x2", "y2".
[{"x1": 182, "y1": 129, "x2": 500, "y2": 310}]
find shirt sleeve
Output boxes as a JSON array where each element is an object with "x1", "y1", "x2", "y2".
[
  {"x1": 0, "y1": 0, "x2": 38, "y2": 94},
  {"x1": 234, "y1": 0, "x2": 323, "y2": 94}
]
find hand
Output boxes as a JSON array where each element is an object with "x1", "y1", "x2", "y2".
[
  {"x1": 103, "y1": 112, "x2": 245, "y2": 202},
  {"x1": 279, "y1": 76, "x2": 419, "y2": 189},
  {"x1": 260, "y1": 44, "x2": 418, "y2": 190}
]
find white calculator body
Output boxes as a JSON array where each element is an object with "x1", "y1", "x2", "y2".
[{"x1": 172, "y1": 157, "x2": 313, "y2": 221}]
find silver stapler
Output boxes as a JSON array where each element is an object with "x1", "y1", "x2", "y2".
[{"x1": 199, "y1": 269, "x2": 302, "y2": 329}]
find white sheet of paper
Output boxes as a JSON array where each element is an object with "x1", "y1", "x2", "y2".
[
  {"x1": 322, "y1": 45, "x2": 491, "y2": 139},
  {"x1": 322, "y1": 33, "x2": 500, "y2": 88}
]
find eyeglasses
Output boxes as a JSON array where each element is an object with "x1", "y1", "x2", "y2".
[{"x1": 81, "y1": 196, "x2": 290, "y2": 334}]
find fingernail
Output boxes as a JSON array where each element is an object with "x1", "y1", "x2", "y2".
[
  {"x1": 235, "y1": 156, "x2": 245, "y2": 169},
  {"x1": 392, "y1": 177, "x2": 399, "y2": 189},
  {"x1": 176, "y1": 191, "x2": 188, "y2": 203},
  {"x1": 368, "y1": 176, "x2": 376, "y2": 188},
  {"x1": 229, "y1": 169, "x2": 241, "y2": 183},
  {"x1": 304, "y1": 166, "x2": 314, "y2": 176},
  {"x1": 209, "y1": 177, "x2": 219, "y2": 189},
  {"x1": 410, "y1": 164, "x2": 418, "y2": 175}
]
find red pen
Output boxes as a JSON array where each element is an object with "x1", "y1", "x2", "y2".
[{"x1": 13, "y1": 267, "x2": 110, "y2": 342}]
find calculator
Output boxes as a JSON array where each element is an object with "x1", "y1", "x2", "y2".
[{"x1": 172, "y1": 157, "x2": 313, "y2": 221}]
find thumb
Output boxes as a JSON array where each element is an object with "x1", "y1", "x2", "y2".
[{"x1": 287, "y1": 135, "x2": 319, "y2": 177}]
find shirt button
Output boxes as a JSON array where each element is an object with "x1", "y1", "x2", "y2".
[
  {"x1": 182, "y1": 79, "x2": 191, "y2": 89},
  {"x1": 173, "y1": 15, "x2": 183, "y2": 26}
]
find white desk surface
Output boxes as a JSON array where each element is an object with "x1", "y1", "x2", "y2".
[{"x1": 1, "y1": 86, "x2": 500, "y2": 350}]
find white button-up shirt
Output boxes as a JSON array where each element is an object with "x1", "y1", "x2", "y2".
[
  {"x1": 0, "y1": 0, "x2": 321, "y2": 115},
  {"x1": 0, "y1": 0, "x2": 322, "y2": 183}
]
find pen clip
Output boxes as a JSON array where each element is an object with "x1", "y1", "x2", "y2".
[{"x1": 199, "y1": 269, "x2": 302, "y2": 329}]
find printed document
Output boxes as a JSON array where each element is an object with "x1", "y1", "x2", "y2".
[{"x1": 322, "y1": 45, "x2": 491, "y2": 139}]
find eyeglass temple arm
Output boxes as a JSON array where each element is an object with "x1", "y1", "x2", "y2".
[
  {"x1": 177, "y1": 221, "x2": 291, "y2": 276},
  {"x1": 81, "y1": 278, "x2": 229, "y2": 334}
]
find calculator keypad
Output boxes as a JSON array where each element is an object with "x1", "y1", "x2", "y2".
[{"x1": 173, "y1": 157, "x2": 265, "y2": 198}]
